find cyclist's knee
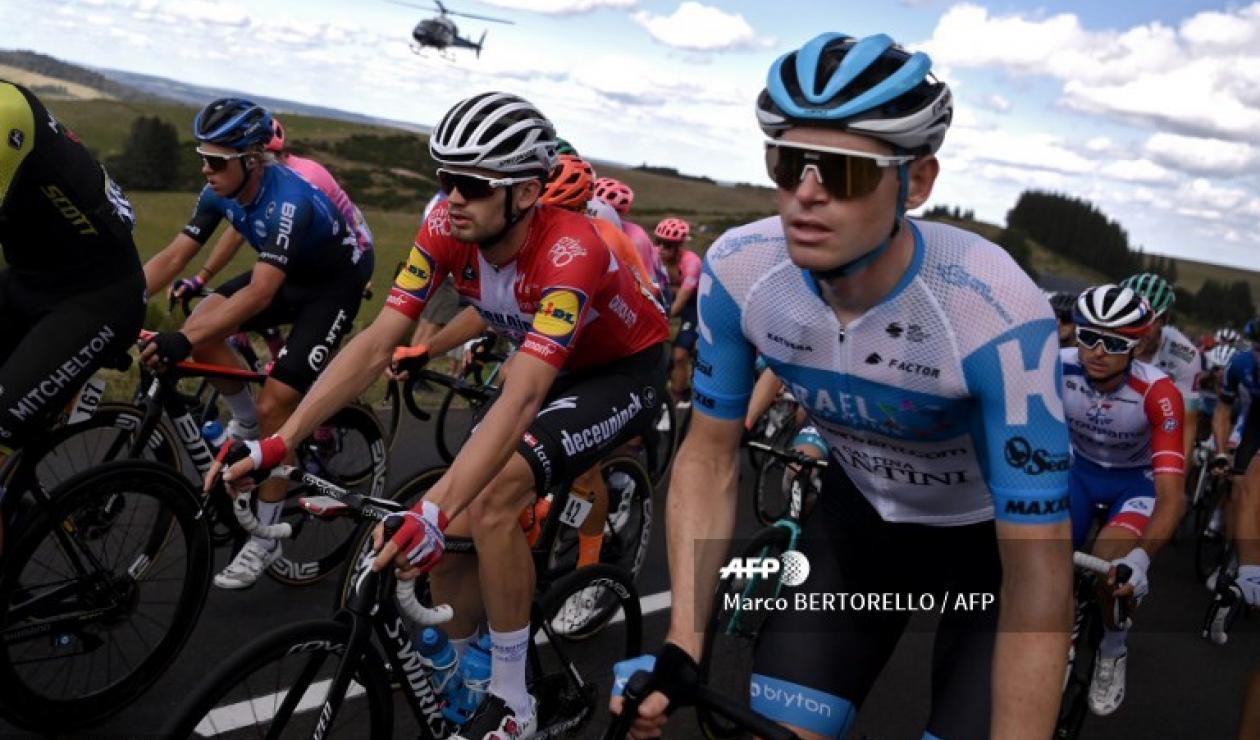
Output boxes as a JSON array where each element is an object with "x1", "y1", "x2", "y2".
[
  {"x1": 254, "y1": 389, "x2": 298, "y2": 433},
  {"x1": 470, "y1": 455, "x2": 535, "y2": 530}
]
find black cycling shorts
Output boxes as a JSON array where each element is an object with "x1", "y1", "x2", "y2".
[
  {"x1": 215, "y1": 271, "x2": 362, "y2": 392},
  {"x1": 1234, "y1": 403, "x2": 1260, "y2": 475},
  {"x1": 516, "y1": 343, "x2": 668, "y2": 492},
  {"x1": 751, "y1": 462, "x2": 1001, "y2": 740},
  {"x1": 0, "y1": 270, "x2": 146, "y2": 449},
  {"x1": 675, "y1": 300, "x2": 699, "y2": 353}
]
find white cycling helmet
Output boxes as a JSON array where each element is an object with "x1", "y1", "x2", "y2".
[
  {"x1": 429, "y1": 92, "x2": 558, "y2": 177},
  {"x1": 1073, "y1": 284, "x2": 1155, "y2": 337},
  {"x1": 1215, "y1": 327, "x2": 1241, "y2": 346}
]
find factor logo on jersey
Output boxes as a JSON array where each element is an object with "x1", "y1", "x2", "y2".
[
  {"x1": 396, "y1": 249, "x2": 434, "y2": 295},
  {"x1": 533, "y1": 288, "x2": 586, "y2": 342}
]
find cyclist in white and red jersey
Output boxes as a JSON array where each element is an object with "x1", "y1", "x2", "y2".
[
  {"x1": 170, "y1": 117, "x2": 374, "y2": 302},
  {"x1": 212, "y1": 92, "x2": 668, "y2": 740},
  {"x1": 1061, "y1": 284, "x2": 1186, "y2": 717},
  {"x1": 656, "y1": 217, "x2": 701, "y2": 405}
]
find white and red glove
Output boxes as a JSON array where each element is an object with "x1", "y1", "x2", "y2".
[{"x1": 385, "y1": 501, "x2": 449, "y2": 573}]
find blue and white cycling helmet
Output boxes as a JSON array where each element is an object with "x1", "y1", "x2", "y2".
[
  {"x1": 193, "y1": 98, "x2": 273, "y2": 150},
  {"x1": 756, "y1": 32, "x2": 953, "y2": 155}
]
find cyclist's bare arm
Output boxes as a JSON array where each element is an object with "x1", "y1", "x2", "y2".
[
  {"x1": 745, "y1": 369, "x2": 784, "y2": 429},
  {"x1": 181, "y1": 262, "x2": 285, "y2": 346},
  {"x1": 279, "y1": 307, "x2": 416, "y2": 446},
  {"x1": 1213, "y1": 398, "x2": 1234, "y2": 462},
  {"x1": 418, "y1": 305, "x2": 488, "y2": 358},
  {"x1": 408, "y1": 352, "x2": 557, "y2": 520},
  {"x1": 669, "y1": 286, "x2": 695, "y2": 319},
  {"x1": 1140, "y1": 472, "x2": 1186, "y2": 557},
  {"x1": 664, "y1": 412, "x2": 744, "y2": 657},
  {"x1": 194, "y1": 227, "x2": 246, "y2": 285},
  {"x1": 992, "y1": 518, "x2": 1072, "y2": 740},
  {"x1": 143, "y1": 233, "x2": 202, "y2": 297}
]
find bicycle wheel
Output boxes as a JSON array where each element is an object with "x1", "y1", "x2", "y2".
[
  {"x1": 269, "y1": 404, "x2": 388, "y2": 587},
  {"x1": 435, "y1": 385, "x2": 488, "y2": 464},
  {"x1": 383, "y1": 379, "x2": 404, "y2": 453},
  {"x1": 4, "y1": 403, "x2": 182, "y2": 522},
  {"x1": 643, "y1": 400, "x2": 677, "y2": 489},
  {"x1": 332, "y1": 466, "x2": 448, "y2": 609},
  {"x1": 698, "y1": 525, "x2": 791, "y2": 740},
  {"x1": 162, "y1": 619, "x2": 394, "y2": 739},
  {"x1": 0, "y1": 460, "x2": 212, "y2": 732},
  {"x1": 534, "y1": 564, "x2": 641, "y2": 737}
]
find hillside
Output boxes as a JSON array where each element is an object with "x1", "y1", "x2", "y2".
[{"x1": 0, "y1": 50, "x2": 150, "y2": 101}]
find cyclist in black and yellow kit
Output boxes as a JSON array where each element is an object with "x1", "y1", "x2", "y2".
[{"x1": 0, "y1": 81, "x2": 147, "y2": 548}]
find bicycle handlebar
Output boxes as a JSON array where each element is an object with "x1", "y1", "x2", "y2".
[
  {"x1": 1073, "y1": 551, "x2": 1133, "y2": 630},
  {"x1": 604, "y1": 670, "x2": 800, "y2": 740},
  {"x1": 744, "y1": 439, "x2": 828, "y2": 470}
]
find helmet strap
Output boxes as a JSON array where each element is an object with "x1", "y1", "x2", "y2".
[
  {"x1": 810, "y1": 163, "x2": 909, "y2": 281},
  {"x1": 224, "y1": 155, "x2": 255, "y2": 201},
  {"x1": 477, "y1": 183, "x2": 531, "y2": 251}
]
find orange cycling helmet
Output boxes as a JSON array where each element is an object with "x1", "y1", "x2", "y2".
[
  {"x1": 541, "y1": 154, "x2": 594, "y2": 211},
  {"x1": 654, "y1": 217, "x2": 690, "y2": 242},
  {"x1": 594, "y1": 177, "x2": 634, "y2": 215}
]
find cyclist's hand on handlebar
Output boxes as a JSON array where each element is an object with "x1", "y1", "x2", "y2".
[
  {"x1": 205, "y1": 435, "x2": 289, "y2": 494},
  {"x1": 389, "y1": 344, "x2": 430, "y2": 381},
  {"x1": 608, "y1": 644, "x2": 700, "y2": 738},
  {"x1": 1109, "y1": 547, "x2": 1150, "y2": 602},
  {"x1": 170, "y1": 275, "x2": 205, "y2": 301},
  {"x1": 609, "y1": 689, "x2": 670, "y2": 738},
  {"x1": 1211, "y1": 453, "x2": 1232, "y2": 476},
  {"x1": 372, "y1": 501, "x2": 448, "y2": 578},
  {"x1": 139, "y1": 331, "x2": 193, "y2": 371}
]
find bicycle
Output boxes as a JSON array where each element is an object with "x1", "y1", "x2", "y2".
[
  {"x1": 697, "y1": 441, "x2": 827, "y2": 739},
  {"x1": 334, "y1": 453, "x2": 654, "y2": 637},
  {"x1": 1192, "y1": 461, "x2": 1235, "y2": 584},
  {"x1": 163, "y1": 467, "x2": 644, "y2": 739},
  {"x1": 1201, "y1": 564, "x2": 1250, "y2": 645},
  {"x1": 606, "y1": 667, "x2": 801, "y2": 740},
  {"x1": 1055, "y1": 551, "x2": 1133, "y2": 740},
  {"x1": 0, "y1": 458, "x2": 212, "y2": 733},
  {"x1": 751, "y1": 436, "x2": 822, "y2": 526}
]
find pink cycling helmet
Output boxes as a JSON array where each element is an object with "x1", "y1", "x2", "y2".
[
  {"x1": 265, "y1": 118, "x2": 286, "y2": 153},
  {"x1": 594, "y1": 177, "x2": 634, "y2": 215},
  {"x1": 654, "y1": 217, "x2": 690, "y2": 242}
]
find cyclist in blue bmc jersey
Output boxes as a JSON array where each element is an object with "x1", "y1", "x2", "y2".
[
  {"x1": 614, "y1": 32, "x2": 1073, "y2": 740},
  {"x1": 1211, "y1": 318, "x2": 1260, "y2": 608},
  {"x1": 142, "y1": 98, "x2": 372, "y2": 589}
]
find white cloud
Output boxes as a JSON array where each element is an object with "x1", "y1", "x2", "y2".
[
  {"x1": 947, "y1": 127, "x2": 1096, "y2": 175},
  {"x1": 1143, "y1": 132, "x2": 1260, "y2": 177},
  {"x1": 1085, "y1": 136, "x2": 1116, "y2": 153},
  {"x1": 477, "y1": 0, "x2": 634, "y2": 13},
  {"x1": 1098, "y1": 158, "x2": 1176, "y2": 184},
  {"x1": 633, "y1": 2, "x2": 774, "y2": 51},
  {"x1": 981, "y1": 94, "x2": 1011, "y2": 113},
  {"x1": 1177, "y1": 177, "x2": 1250, "y2": 211}
]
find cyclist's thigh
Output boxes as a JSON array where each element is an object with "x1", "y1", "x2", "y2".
[
  {"x1": 926, "y1": 520, "x2": 1001, "y2": 740},
  {"x1": 1233, "y1": 405, "x2": 1260, "y2": 475},
  {"x1": 516, "y1": 344, "x2": 667, "y2": 492},
  {"x1": 751, "y1": 468, "x2": 912, "y2": 738},
  {"x1": 0, "y1": 272, "x2": 144, "y2": 446},
  {"x1": 267, "y1": 282, "x2": 359, "y2": 393},
  {"x1": 214, "y1": 270, "x2": 295, "y2": 332},
  {"x1": 1101, "y1": 467, "x2": 1156, "y2": 539},
  {"x1": 1069, "y1": 458, "x2": 1126, "y2": 549}
]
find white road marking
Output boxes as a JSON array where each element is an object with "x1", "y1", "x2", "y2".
[{"x1": 194, "y1": 590, "x2": 672, "y2": 736}]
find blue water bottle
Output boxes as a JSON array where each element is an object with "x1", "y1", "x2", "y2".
[
  {"x1": 201, "y1": 420, "x2": 228, "y2": 450},
  {"x1": 443, "y1": 633, "x2": 493, "y2": 724},
  {"x1": 416, "y1": 627, "x2": 460, "y2": 698}
]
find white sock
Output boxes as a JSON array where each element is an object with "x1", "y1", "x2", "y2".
[
  {"x1": 252, "y1": 500, "x2": 283, "y2": 552},
  {"x1": 488, "y1": 625, "x2": 531, "y2": 719},
  {"x1": 223, "y1": 388, "x2": 258, "y2": 427},
  {"x1": 1099, "y1": 626, "x2": 1128, "y2": 659}
]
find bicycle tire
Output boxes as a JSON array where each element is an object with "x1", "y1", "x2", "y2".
[
  {"x1": 644, "y1": 399, "x2": 677, "y2": 490},
  {"x1": 0, "y1": 460, "x2": 211, "y2": 732},
  {"x1": 3, "y1": 403, "x2": 183, "y2": 527},
  {"x1": 332, "y1": 465, "x2": 448, "y2": 609},
  {"x1": 697, "y1": 525, "x2": 791, "y2": 740},
  {"x1": 435, "y1": 384, "x2": 488, "y2": 464},
  {"x1": 162, "y1": 618, "x2": 394, "y2": 740},
  {"x1": 268, "y1": 404, "x2": 388, "y2": 587},
  {"x1": 383, "y1": 379, "x2": 405, "y2": 453},
  {"x1": 1194, "y1": 477, "x2": 1229, "y2": 583}
]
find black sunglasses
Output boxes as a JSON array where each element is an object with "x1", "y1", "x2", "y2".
[
  {"x1": 764, "y1": 139, "x2": 915, "y2": 200},
  {"x1": 1076, "y1": 326, "x2": 1139, "y2": 355},
  {"x1": 196, "y1": 148, "x2": 250, "y2": 173},
  {"x1": 437, "y1": 169, "x2": 534, "y2": 201}
]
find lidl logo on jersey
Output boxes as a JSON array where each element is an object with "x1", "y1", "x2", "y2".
[
  {"x1": 533, "y1": 289, "x2": 586, "y2": 343},
  {"x1": 396, "y1": 250, "x2": 433, "y2": 295}
]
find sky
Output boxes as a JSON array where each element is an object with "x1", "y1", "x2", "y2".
[{"x1": 5, "y1": 0, "x2": 1260, "y2": 270}]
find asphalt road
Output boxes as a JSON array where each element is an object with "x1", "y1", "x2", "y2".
[{"x1": 2, "y1": 406, "x2": 1258, "y2": 739}]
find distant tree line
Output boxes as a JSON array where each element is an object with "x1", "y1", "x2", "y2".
[
  {"x1": 0, "y1": 50, "x2": 151, "y2": 101},
  {"x1": 922, "y1": 204, "x2": 975, "y2": 221},
  {"x1": 633, "y1": 164, "x2": 715, "y2": 184}
]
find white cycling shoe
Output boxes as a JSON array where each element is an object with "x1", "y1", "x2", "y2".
[
  {"x1": 453, "y1": 694, "x2": 536, "y2": 740},
  {"x1": 214, "y1": 540, "x2": 281, "y2": 590},
  {"x1": 1088, "y1": 651, "x2": 1127, "y2": 716}
]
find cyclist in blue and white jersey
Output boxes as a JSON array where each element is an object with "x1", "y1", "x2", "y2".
[
  {"x1": 616, "y1": 32, "x2": 1072, "y2": 740},
  {"x1": 142, "y1": 98, "x2": 371, "y2": 589},
  {"x1": 1211, "y1": 318, "x2": 1260, "y2": 607}
]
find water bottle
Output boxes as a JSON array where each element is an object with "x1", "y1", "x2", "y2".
[
  {"x1": 201, "y1": 420, "x2": 228, "y2": 450},
  {"x1": 442, "y1": 633, "x2": 493, "y2": 724},
  {"x1": 416, "y1": 627, "x2": 460, "y2": 697}
]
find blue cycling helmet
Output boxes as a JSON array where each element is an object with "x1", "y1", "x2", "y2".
[
  {"x1": 1244, "y1": 318, "x2": 1260, "y2": 343},
  {"x1": 193, "y1": 98, "x2": 273, "y2": 150},
  {"x1": 756, "y1": 32, "x2": 952, "y2": 155}
]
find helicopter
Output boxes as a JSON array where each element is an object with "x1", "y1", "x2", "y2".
[{"x1": 387, "y1": 0, "x2": 514, "y2": 58}]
